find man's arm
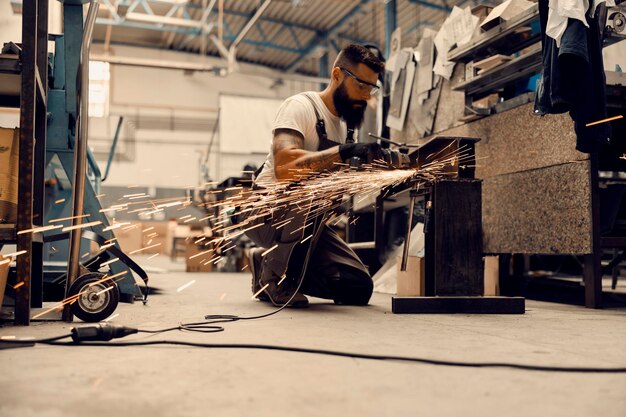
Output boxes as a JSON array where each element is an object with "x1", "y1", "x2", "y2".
[{"x1": 273, "y1": 128, "x2": 342, "y2": 181}]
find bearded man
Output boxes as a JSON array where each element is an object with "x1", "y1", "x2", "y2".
[{"x1": 244, "y1": 44, "x2": 385, "y2": 307}]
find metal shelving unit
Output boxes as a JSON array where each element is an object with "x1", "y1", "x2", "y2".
[{"x1": 0, "y1": 0, "x2": 49, "y2": 325}]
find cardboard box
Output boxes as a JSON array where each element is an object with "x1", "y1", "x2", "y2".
[
  {"x1": 480, "y1": 0, "x2": 535, "y2": 31},
  {"x1": 484, "y1": 256, "x2": 500, "y2": 296},
  {"x1": 472, "y1": 93, "x2": 500, "y2": 110},
  {"x1": 114, "y1": 223, "x2": 143, "y2": 254},
  {"x1": 396, "y1": 256, "x2": 425, "y2": 296},
  {"x1": 141, "y1": 220, "x2": 176, "y2": 255},
  {"x1": 0, "y1": 255, "x2": 9, "y2": 307},
  {"x1": 0, "y1": 127, "x2": 18, "y2": 223},
  {"x1": 185, "y1": 239, "x2": 214, "y2": 272}
]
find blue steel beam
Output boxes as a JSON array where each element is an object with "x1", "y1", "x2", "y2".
[
  {"x1": 97, "y1": 0, "x2": 379, "y2": 61},
  {"x1": 385, "y1": 0, "x2": 396, "y2": 59},
  {"x1": 287, "y1": 25, "x2": 302, "y2": 50},
  {"x1": 102, "y1": 0, "x2": 322, "y2": 33},
  {"x1": 407, "y1": 0, "x2": 452, "y2": 12},
  {"x1": 284, "y1": 0, "x2": 371, "y2": 73},
  {"x1": 95, "y1": 18, "x2": 303, "y2": 53},
  {"x1": 257, "y1": 21, "x2": 269, "y2": 43},
  {"x1": 407, "y1": 20, "x2": 434, "y2": 34}
]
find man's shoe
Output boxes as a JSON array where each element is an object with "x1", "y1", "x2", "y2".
[
  {"x1": 262, "y1": 279, "x2": 309, "y2": 308},
  {"x1": 249, "y1": 248, "x2": 269, "y2": 302}
]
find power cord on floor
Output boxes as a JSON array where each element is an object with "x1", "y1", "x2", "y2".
[
  {"x1": 1, "y1": 323, "x2": 625, "y2": 374},
  {"x1": 5, "y1": 216, "x2": 624, "y2": 374},
  {"x1": 200, "y1": 210, "x2": 329, "y2": 325}
]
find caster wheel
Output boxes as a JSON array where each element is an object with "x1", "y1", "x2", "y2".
[{"x1": 68, "y1": 272, "x2": 120, "y2": 322}]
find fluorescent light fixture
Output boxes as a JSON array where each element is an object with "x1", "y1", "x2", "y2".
[{"x1": 125, "y1": 12, "x2": 202, "y2": 28}]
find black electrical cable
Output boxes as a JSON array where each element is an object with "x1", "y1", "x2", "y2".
[
  {"x1": 6, "y1": 198, "x2": 622, "y2": 374},
  {"x1": 0, "y1": 334, "x2": 71, "y2": 344},
  {"x1": 209, "y1": 212, "x2": 329, "y2": 321},
  {"x1": 2, "y1": 335, "x2": 625, "y2": 374}
]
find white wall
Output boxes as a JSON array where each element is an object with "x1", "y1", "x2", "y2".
[
  {"x1": 0, "y1": 0, "x2": 63, "y2": 45},
  {"x1": 89, "y1": 45, "x2": 318, "y2": 189},
  {"x1": 603, "y1": 41, "x2": 626, "y2": 71}
]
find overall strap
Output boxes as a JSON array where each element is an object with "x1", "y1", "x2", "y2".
[
  {"x1": 303, "y1": 93, "x2": 329, "y2": 143},
  {"x1": 303, "y1": 93, "x2": 345, "y2": 151}
]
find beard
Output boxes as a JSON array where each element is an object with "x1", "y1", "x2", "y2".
[{"x1": 332, "y1": 81, "x2": 367, "y2": 129}]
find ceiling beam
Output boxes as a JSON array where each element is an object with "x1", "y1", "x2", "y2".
[
  {"x1": 407, "y1": 0, "x2": 452, "y2": 13},
  {"x1": 283, "y1": 0, "x2": 371, "y2": 73}
]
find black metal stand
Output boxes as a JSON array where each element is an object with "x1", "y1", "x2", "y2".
[
  {"x1": 13, "y1": 0, "x2": 49, "y2": 325},
  {"x1": 392, "y1": 137, "x2": 525, "y2": 314}
]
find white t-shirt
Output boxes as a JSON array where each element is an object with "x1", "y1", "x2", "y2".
[{"x1": 255, "y1": 92, "x2": 349, "y2": 185}]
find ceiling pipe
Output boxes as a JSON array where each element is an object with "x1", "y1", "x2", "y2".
[
  {"x1": 226, "y1": 0, "x2": 272, "y2": 73},
  {"x1": 90, "y1": 52, "x2": 328, "y2": 84}
]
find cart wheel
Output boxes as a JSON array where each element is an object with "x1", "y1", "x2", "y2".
[{"x1": 68, "y1": 272, "x2": 119, "y2": 322}]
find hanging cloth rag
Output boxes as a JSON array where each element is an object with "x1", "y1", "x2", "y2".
[{"x1": 534, "y1": 0, "x2": 613, "y2": 153}]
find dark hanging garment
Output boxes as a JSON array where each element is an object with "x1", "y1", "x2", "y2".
[{"x1": 534, "y1": 0, "x2": 612, "y2": 153}]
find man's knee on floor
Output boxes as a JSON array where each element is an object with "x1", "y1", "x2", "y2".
[{"x1": 331, "y1": 270, "x2": 373, "y2": 306}]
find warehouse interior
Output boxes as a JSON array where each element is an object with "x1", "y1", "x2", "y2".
[{"x1": 1, "y1": 0, "x2": 626, "y2": 415}]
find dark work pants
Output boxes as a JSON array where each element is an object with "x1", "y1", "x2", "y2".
[{"x1": 241, "y1": 205, "x2": 373, "y2": 305}]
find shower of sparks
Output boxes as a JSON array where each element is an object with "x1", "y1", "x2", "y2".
[
  {"x1": 129, "y1": 243, "x2": 161, "y2": 254},
  {"x1": 177, "y1": 280, "x2": 196, "y2": 292},
  {"x1": 54, "y1": 198, "x2": 65, "y2": 204},
  {"x1": 102, "y1": 222, "x2": 131, "y2": 232},
  {"x1": 2, "y1": 250, "x2": 26, "y2": 258},
  {"x1": 241, "y1": 264, "x2": 249, "y2": 271},
  {"x1": 261, "y1": 244, "x2": 278, "y2": 257},
  {"x1": 147, "y1": 253, "x2": 160, "y2": 260},
  {"x1": 17, "y1": 225, "x2": 62, "y2": 235},
  {"x1": 13, "y1": 282, "x2": 24, "y2": 289},
  {"x1": 585, "y1": 115, "x2": 623, "y2": 127},
  {"x1": 61, "y1": 221, "x2": 103, "y2": 232},
  {"x1": 251, "y1": 283, "x2": 269, "y2": 300},
  {"x1": 88, "y1": 149, "x2": 470, "y2": 272},
  {"x1": 277, "y1": 274, "x2": 287, "y2": 285},
  {"x1": 100, "y1": 257, "x2": 119, "y2": 267},
  {"x1": 49, "y1": 214, "x2": 90, "y2": 223},
  {"x1": 96, "y1": 286, "x2": 115, "y2": 296}
]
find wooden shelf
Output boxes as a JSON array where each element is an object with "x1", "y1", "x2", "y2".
[
  {"x1": 448, "y1": 4, "x2": 539, "y2": 62},
  {"x1": 0, "y1": 224, "x2": 17, "y2": 243},
  {"x1": 452, "y1": 48, "x2": 542, "y2": 96},
  {"x1": 0, "y1": 55, "x2": 21, "y2": 109}
]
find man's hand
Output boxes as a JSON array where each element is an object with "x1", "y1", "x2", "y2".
[{"x1": 338, "y1": 142, "x2": 384, "y2": 163}]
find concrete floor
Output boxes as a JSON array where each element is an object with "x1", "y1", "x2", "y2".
[{"x1": 1, "y1": 255, "x2": 625, "y2": 417}]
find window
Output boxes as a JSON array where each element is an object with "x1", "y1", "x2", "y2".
[{"x1": 89, "y1": 61, "x2": 110, "y2": 118}]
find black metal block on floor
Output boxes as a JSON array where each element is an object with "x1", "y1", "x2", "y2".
[{"x1": 391, "y1": 296, "x2": 525, "y2": 314}]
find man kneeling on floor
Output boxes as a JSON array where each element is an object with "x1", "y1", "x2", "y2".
[{"x1": 242, "y1": 44, "x2": 385, "y2": 307}]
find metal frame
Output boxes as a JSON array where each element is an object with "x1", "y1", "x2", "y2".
[
  {"x1": 85, "y1": 0, "x2": 377, "y2": 72},
  {"x1": 14, "y1": 0, "x2": 49, "y2": 325},
  {"x1": 95, "y1": 0, "x2": 367, "y2": 61}
]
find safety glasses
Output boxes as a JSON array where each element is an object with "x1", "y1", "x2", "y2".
[{"x1": 340, "y1": 67, "x2": 379, "y2": 96}]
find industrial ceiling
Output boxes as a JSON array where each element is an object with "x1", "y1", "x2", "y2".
[{"x1": 92, "y1": 0, "x2": 472, "y2": 76}]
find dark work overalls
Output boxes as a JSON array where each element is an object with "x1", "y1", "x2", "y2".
[{"x1": 242, "y1": 94, "x2": 373, "y2": 305}]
